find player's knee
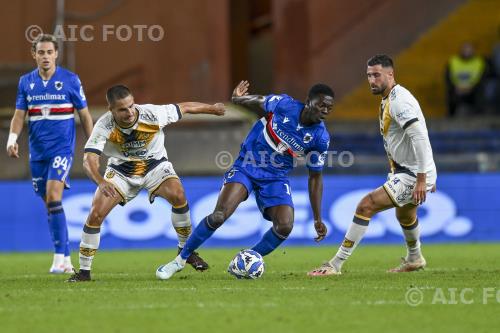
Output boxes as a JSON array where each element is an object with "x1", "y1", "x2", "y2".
[
  {"x1": 170, "y1": 187, "x2": 186, "y2": 206},
  {"x1": 208, "y1": 210, "x2": 226, "y2": 229},
  {"x1": 87, "y1": 209, "x2": 106, "y2": 227},
  {"x1": 45, "y1": 192, "x2": 62, "y2": 204},
  {"x1": 355, "y1": 198, "x2": 375, "y2": 218},
  {"x1": 274, "y1": 218, "x2": 294, "y2": 237}
]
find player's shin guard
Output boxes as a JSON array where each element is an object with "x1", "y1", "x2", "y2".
[
  {"x1": 251, "y1": 227, "x2": 287, "y2": 256},
  {"x1": 179, "y1": 215, "x2": 217, "y2": 261},
  {"x1": 171, "y1": 203, "x2": 192, "y2": 249},
  {"x1": 47, "y1": 201, "x2": 68, "y2": 254},
  {"x1": 330, "y1": 214, "x2": 370, "y2": 271},
  {"x1": 400, "y1": 218, "x2": 422, "y2": 261},
  {"x1": 79, "y1": 224, "x2": 101, "y2": 271}
]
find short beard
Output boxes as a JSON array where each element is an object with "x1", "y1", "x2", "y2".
[{"x1": 371, "y1": 84, "x2": 386, "y2": 95}]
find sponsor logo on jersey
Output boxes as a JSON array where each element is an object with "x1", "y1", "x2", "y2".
[
  {"x1": 283, "y1": 117, "x2": 290, "y2": 123},
  {"x1": 303, "y1": 133, "x2": 313, "y2": 144},
  {"x1": 274, "y1": 127, "x2": 304, "y2": 152},
  {"x1": 390, "y1": 88, "x2": 397, "y2": 101},
  {"x1": 41, "y1": 106, "x2": 51, "y2": 117},
  {"x1": 139, "y1": 111, "x2": 158, "y2": 123},
  {"x1": 26, "y1": 93, "x2": 67, "y2": 102},
  {"x1": 29, "y1": 83, "x2": 35, "y2": 90},
  {"x1": 105, "y1": 170, "x2": 115, "y2": 179},
  {"x1": 227, "y1": 168, "x2": 236, "y2": 179}
]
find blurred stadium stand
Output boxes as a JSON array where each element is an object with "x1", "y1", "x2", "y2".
[{"x1": 1, "y1": 0, "x2": 499, "y2": 178}]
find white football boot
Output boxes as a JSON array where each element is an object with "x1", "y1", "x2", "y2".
[{"x1": 156, "y1": 257, "x2": 185, "y2": 280}]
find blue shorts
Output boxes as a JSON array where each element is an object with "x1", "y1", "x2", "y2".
[
  {"x1": 223, "y1": 165, "x2": 293, "y2": 221},
  {"x1": 30, "y1": 155, "x2": 73, "y2": 197}
]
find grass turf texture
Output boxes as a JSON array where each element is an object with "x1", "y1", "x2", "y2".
[{"x1": 0, "y1": 244, "x2": 499, "y2": 333}]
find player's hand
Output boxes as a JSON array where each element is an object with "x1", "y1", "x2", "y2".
[
  {"x1": 232, "y1": 80, "x2": 249, "y2": 97},
  {"x1": 98, "y1": 181, "x2": 117, "y2": 198},
  {"x1": 314, "y1": 220, "x2": 327, "y2": 242},
  {"x1": 413, "y1": 177, "x2": 427, "y2": 205},
  {"x1": 211, "y1": 103, "x2": 226, "y2": 116},
  {"x1": 6, "y1": 143, "x2": 19, "y2": 158}
]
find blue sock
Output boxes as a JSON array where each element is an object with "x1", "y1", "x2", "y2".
[
  {"x1": 251, "y1": 227, "x2": 287, "y2": 256},
  {"x1": 64, "y1": 223, "x2": 70, "y2": 257},
  {"x1": 180, "y1": 215, "x2": 217, "y2": 260},
  {"x1": 47, "y1": 201, "x2": 67, "y2": 254}
]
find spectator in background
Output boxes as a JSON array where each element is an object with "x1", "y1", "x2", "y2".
[
  {"x1": 446, "y1": 42, "x2": 487, "y2": 116},
  {"x1": 484, "y1": 26, "x2": 500, "y2": 114}
]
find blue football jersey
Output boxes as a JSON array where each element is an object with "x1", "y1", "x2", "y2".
[
  {"x1": 237, "y1": 94, "x2": 330, "y2": 177},
  {"x1": 15, "y1": 66, "x2": 87, "y2": 161}
]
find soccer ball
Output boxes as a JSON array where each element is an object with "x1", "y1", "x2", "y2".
[{"x1": 228, "y1": 249, "x2": 265, "y2": 279}]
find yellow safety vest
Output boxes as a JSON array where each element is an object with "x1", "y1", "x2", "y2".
[{"x1": 449, "y1": 55, "x2": 485, "y2": 90}]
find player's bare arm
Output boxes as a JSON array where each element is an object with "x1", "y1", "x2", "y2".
[
  {"x1": 231, "y1": 80, "x2": 266, "y2": 111},
  {"x1": 77, "y1": 107, "x2": 94, "y2": 138},
  {"x1": 177, "y1": 102, "x2": 226, "y2": 116},
  {"x1": 6, "y1": 109, "x2": 27, "y2": 158},
  {"x1": 308, "y1": 170, "x2": 327, "y2": 242},
  {"x1": 83, "y1": 152, "x2": 117, "y2": 198}
]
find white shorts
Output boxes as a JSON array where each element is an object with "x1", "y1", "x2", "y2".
[
  {"x1": 103, "y1": 161, "x2": 179, "y2": 204},
  {"x1": 382, "y1": 171, "x2": 436, "y2": 207}
]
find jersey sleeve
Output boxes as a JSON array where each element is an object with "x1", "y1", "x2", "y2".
[
  {"x1": 69, "y1": 75, "x2": 88, "y2": 110},
  {"x1": 15, "y1": 77, "x2": 27, "y2": 111},
  {"x1": 263, "y1": 94, "x2": 290, "y2": 114},
  {"x1": 151, "y1": 104, "x2": 182, "y2": 127},
  {"x1": 84, "y1": 117, "x2": 110, "y2": 155},
  {"x1": 390, "y1": 97, "x2": 420, "y2": 130},
  {"x1": 307, "y1": 130, "x2": 330, "y2": 172}
]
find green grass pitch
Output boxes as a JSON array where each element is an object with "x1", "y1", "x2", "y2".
[{"x1": 1, "y1": 244, "x2": 499, "y2": 333}]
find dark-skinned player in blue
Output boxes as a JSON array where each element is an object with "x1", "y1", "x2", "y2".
[{"x1": 156, "y1": 80, "x2": 334, "y2": 279}]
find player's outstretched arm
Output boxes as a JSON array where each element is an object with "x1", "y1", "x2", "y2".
[
  {"x1": 177, "y1": 102, "x2": 226, "y2": 116},
  {"x1": 231, "y1": 80, "x2": 266, "y2": 111},
  {"x1": 308, "y1": 170, "x2": 327, "y2": 242},
  {"x1": 6, "y1": 109, "x2": 26, "y2": 158},
  {"x1": 83, "y1": 152, "x2": 117, "y2": 198},
  {"x1": 77, "y1": 107, "x2": 94, "y2": 138}
]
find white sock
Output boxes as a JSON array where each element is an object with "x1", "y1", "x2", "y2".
[
  {"x1": 52, "y1": 253, "x2": 64, "y2": 268},
  {"x1": 175, "y1": 255, "x2": 186, "y2": 267},
  {"x1": 171, "y1": 203, "x2": 192, "y2": 248},
  {"x1": 64, "y1": 256, "x2": 73, "y2": 267},
  {"x1": 79, "y1": 224, "x2": 101, "y2": 271},
  {"x1": 329, "y1": 214, "x2": 370, "y2": 271},
  {"x1": 400, "y1": 218, "x2": 422, "y2": 262}
]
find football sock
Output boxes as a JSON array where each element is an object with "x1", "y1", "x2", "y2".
[
  {"x1": 51, "y1": 253, "x2": 65, "y2": 268},
  {"x1": 47, "y1": 201, "x2": 67, "y2": 254},
  {"x1": 64, "y1": 220, "x2": 71, "y2": 257},
  {"x1": 400, "y1": 218, "x2": 422, "y2": 262},
  {"x1": 79, "y1": 224, "x2": 101, "y2": 271},
  {"x1": 251, "y1": 227, "x2": 287, "y2": 256},
  {"x1": 64, "y1": 255, "x2": 73, "y2": 268},
  {"x1": 171, "y1": 202, "x2": 192, "y2": 249},
  {"x1": 329, "y1": 214, "x2": 370, "y2": 271},
  {"x1": 179, "y1": 215, "x2": 217, "y2": 261}
]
